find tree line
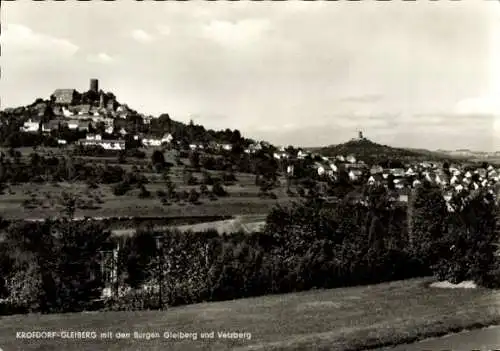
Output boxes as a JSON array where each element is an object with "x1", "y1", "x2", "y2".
[{"x1": 0, "y1": 181, "x2": 498, "y2": 314}]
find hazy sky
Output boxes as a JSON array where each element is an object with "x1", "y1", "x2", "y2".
[{"x1": 2, "y1": 1, "x2": 500, "y2": 150}]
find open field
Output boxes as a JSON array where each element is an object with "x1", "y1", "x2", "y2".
[
  {"x1": 2, "y1": 278, "x2": 500, "y2": 351},
  {"x1": 111, "y1": 214, "x2": 268, "y2": 236},
  {"x1": 0, "y1": 168, "x2": 293, "y2": 220}
]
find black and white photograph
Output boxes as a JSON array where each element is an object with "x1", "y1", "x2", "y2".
[{"x1": 1, "y1": 0, "x2": 500, "y2": 350}]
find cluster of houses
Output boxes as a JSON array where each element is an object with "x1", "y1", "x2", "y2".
[
  {"x1": 18, "y1": 80, "x2": 173, "y2": 151},
  {"x1": 308, "y1": 152, "x2": 500, "y2": 206}
]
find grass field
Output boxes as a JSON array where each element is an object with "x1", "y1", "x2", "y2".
[
  {"x1": 111, "y1": 214, "x2": 268, "y2": 236},
  {"x1": 1, "y1": 278, "x2": 500, "y2": 351},
  {"x1": 0, "y1": 165, "x2": 294, "y2": 220},
  {"x1": 0, "y1": 146, "x2": 297, "y2": 221}
]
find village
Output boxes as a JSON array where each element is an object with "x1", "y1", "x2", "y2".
[{"x1": 15, "y1": 81, "x2": 500, "y2": 214}]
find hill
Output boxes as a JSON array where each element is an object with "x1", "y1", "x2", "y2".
[
  {"x1": 0, "y1": 83, "x2": 255, "y2": 149},
  {"x1": 316, "y1": 137, "x2": 454, "y2": 164}
]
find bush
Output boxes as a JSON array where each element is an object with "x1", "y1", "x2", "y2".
[
  {"x1": 212, "y1": 182, "x2": 227, "y2": 197},
  {"x1": 87, "y1": 180, "x2": 99, "y2": 190},
  {"x1": 222, "y1": 171, "x2": 237, "y2": 184},
  {"x1": 297, "y1": 186, "x2": 306, "y2": 197},
  {"x1": 178, "y1": 190, "x2": 189, "y2": 201},
  {"x1": 199, "y1": 184, "x2": 209, "y2": 195},
  {"x1": 187, "y1": 176, "x2": 198, "y2": 186},
  {"x1": 188, "y1": 189, "x2": 200, "y2": 204},
  {"x1": 138, "y1": 185, "x2": 151, "y2": 199},
  {"x1": 156, "y1": 190, "x2": 167, "y2": 198},
  {"x1": 430, "y1": 190, "x2": 499, "y2": 287},
  {"x1": 201, "y1": 172, "x2": 214, "y2": 185},
  {"x1": 151, "y1": 150, "x2": 165, "y2": 168},
  {"x1": 104, "y1": 289, "x2": 161, "y2": 311},
  {"x1": 113, "y1": 182, "x2": 131, "y2": 196}
]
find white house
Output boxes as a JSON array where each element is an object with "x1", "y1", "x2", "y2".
[
  {"x1": 142, "y1": 139, "x2": 161, "y2": 147},
  {"x1": 21, "y1": 119, "x2": 40, "y2": 132},
  {"x1": 368, "y1": 174, "x2": 383, "y2": 185},
  {"x1": 391, "y1": 168, "x2": 406, "y2": 178},
  {"x1": 87, "y1": 134, "x2": 102, "y2": 141},
  {"x1": 405, "y1": 167, "x2": 416, "y2": 176},
  {"x1": 274, "y1": 152, "x2": 288, "y2": 160},
  {"x1": 57, "y1": 139, "x2": 67, "y2": 145},
  {"x1": 62, "y1": 106, "x2": 73, "y2": 117},
  {"x1": 189, "y1": 143, "x2": 204, "y2": 150},
  {"x1": 346, "y1": 155, "x2": 356, "y2": 164},
  {"x1": 67, "y1": 120, "x2": 79, "y2": 130},
  {"x1": 105, "y1": 126, "x2": 114, "y2": 134},
  {"x1": 349, "y1": 169, "x2": 363, "y2": 181},
  {"x1": 450, "y1": 175, "x2": 460, "y2": 185},
  {"x1": 297, "y1": 150, "x2": 308, "y2": 159},
  {"x1": 329, "y1": 163, "x2": 338, "y2": 172},
  {"x1": 317, "y1": 166, "x2": 326, "y2": 176},
  {"x1": 221, "y1": 143, "x2": 232, "y2": 151},
  {"x1": 162, "y1": 133, "x2": 173, "y2": 144},
  {"x1": 101, "y1": 140, "x2": 126, "y2": 150}
]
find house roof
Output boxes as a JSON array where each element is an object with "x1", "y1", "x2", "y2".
[
  {"x1": 42, "y1": 120, "x2": 61, "y2": 129},
  {"x1": 368, "y1": 174, "x2": 383, "y2": 182},
  {"x1": 78, "y1": 105, "x2": 90, "y2": 115},
  {"x1": 370, "y1": 165, "x2": 384, "y2": 174},
  {"x1": 25, "y1": 118, "x2": 41, "y2": 124}
]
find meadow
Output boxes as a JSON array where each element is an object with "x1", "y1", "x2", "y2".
[{"x1": 1, "y1": 277, "x2": 500, "y2": 351}]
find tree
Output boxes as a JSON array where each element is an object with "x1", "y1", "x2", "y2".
[
  {"x1": 151, "y1": 150, "x2": 165, "y2": 170},
  {"x1": 188, "y1": 189, "x2": 200, "y2": 204},
  {"x1": 230, "y1": 130, "x2": 241, "y2": 145},
  {"x1": 407, "y1": 183, "x2": 447, "y2": 269},
  {"x1": 60, "y1": 192, "x2": 77, "y2": 219},
  {"x1": 433, "y1": 190, "x2": 499, "y2": 287},
  {"x1": 212, "y1": 182, "x2": 227, "y2": 197},
  {"x1": 189, "y1": 151, "x2": 200, "y2": 170}
]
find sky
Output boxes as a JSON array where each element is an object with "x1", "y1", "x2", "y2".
[{"x1": 1, "y1": 0, "x2": 500, "y2": 151}]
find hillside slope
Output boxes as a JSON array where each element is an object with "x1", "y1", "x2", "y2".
[{"x1": 2, "y1": 277, "x2": 500, "y2": 351}]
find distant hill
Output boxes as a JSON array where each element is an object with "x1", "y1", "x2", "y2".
[{"x1": 315, "y1": 137, "x2": 454, "y2": 163}]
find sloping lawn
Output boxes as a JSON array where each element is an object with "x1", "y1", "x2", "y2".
[{"x1": 1, "y1": 277, "x2": 500, "y2": 351}]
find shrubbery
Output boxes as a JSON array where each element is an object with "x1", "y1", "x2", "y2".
[
  {"x1": 0, "y1": 184, "x2": 498, "y2": 315},
  {"x1": 212, "y1": 182, "x2": 227, "y2": 197}
]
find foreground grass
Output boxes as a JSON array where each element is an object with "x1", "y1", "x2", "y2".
[{"x1": 1, "y1": 277, "x2": 500, "y2": 350}]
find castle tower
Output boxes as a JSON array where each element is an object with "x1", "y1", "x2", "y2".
[
  {"x1": 99, "y1": 92, "x2": 105, "y2": 108},
  {"x1": 358, "y1": 131, "x2": 364, "y2": 140},
  {"x1": 90, "y1": 79, "x2": 99, "y2": 93}
]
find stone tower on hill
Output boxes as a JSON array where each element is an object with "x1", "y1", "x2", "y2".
[{"x1": 90, "y1": 79, "x2": 99, "y2": 93}]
